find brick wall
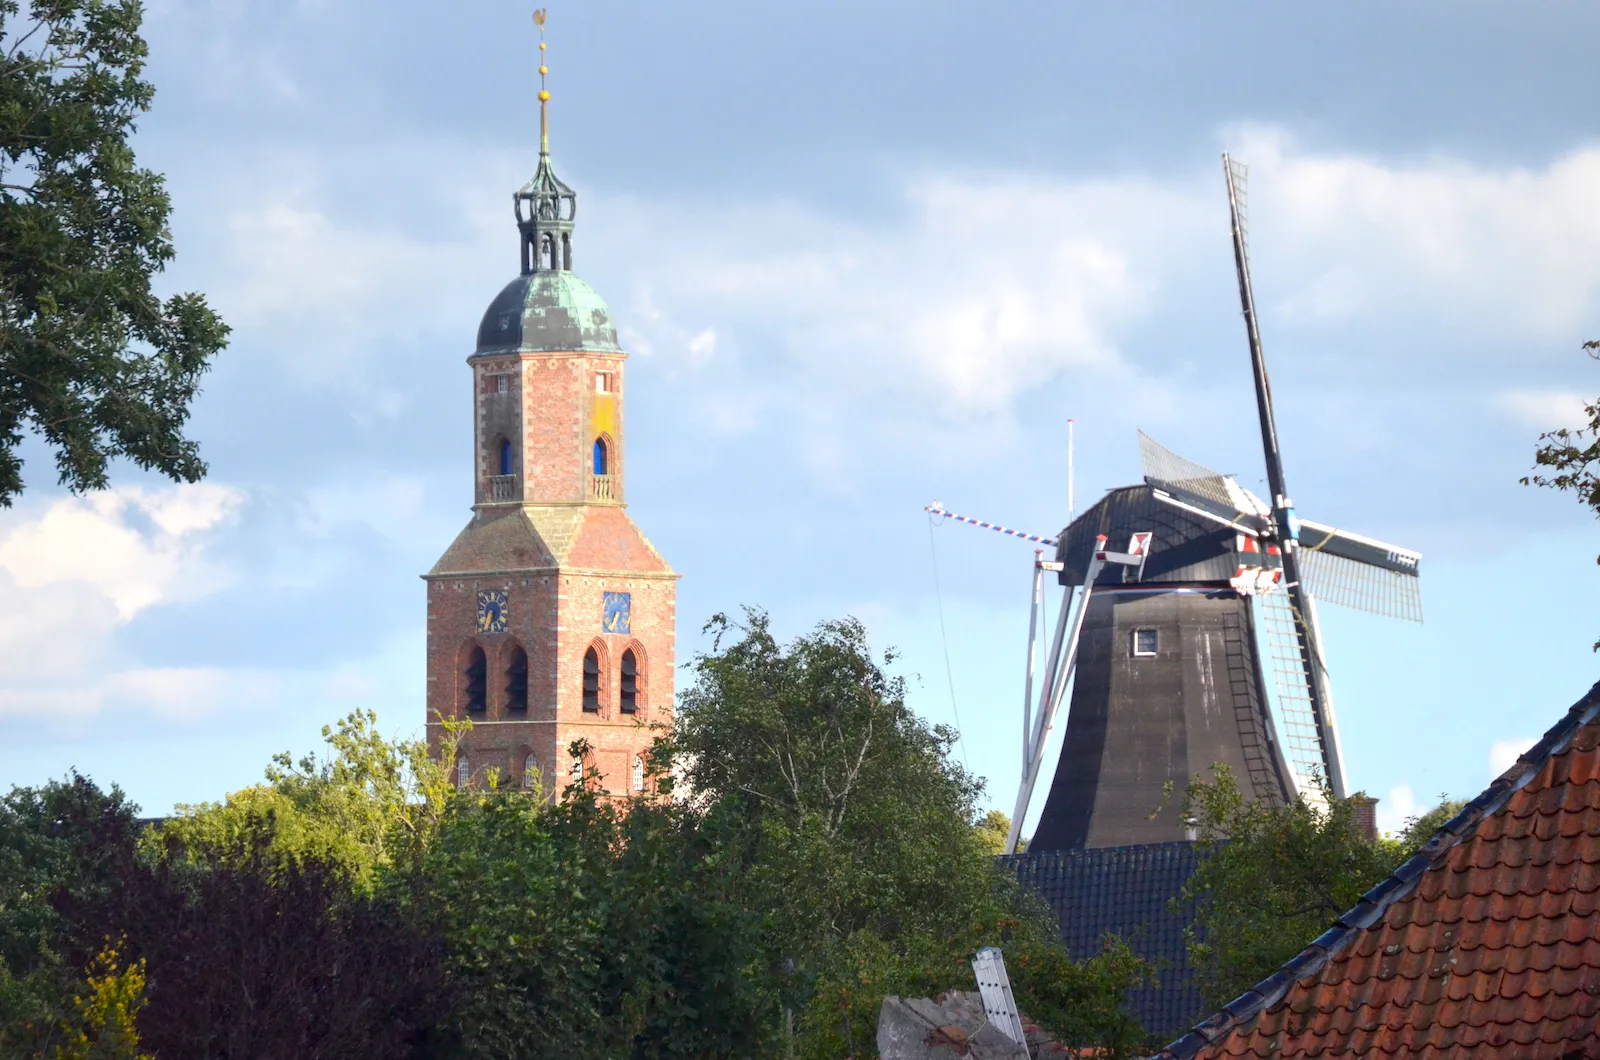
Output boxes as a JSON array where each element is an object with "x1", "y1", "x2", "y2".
[{"x1": 427, "y1": 340, "x2": 671, "y2": 800}]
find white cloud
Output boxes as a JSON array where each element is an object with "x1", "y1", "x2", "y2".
[
  {"x1": 603, "y1": 175, "x2": 1187, "y2": 421},
  {"x1": 1232, "y1": 128, "x2": 1600, "y2": 345},
  {"x1": 0, "y1": 484, "x2": 244, "y2": 717},
  {"x1": 1376, "y1": 783, "x2": 1423, "y2": 837},
  {"x1": 0, "y1": 484, "x2": 242, "y2": 621},
  {"x1": 1489, "y1": 735, "x2": 1537, "y2": 778},
  {"x1": 686, "y1": 328, "x2": 718, "y2": 365},
  {"x1": 1496, "y1": 389, "x2": 1593, "y2": 432}
]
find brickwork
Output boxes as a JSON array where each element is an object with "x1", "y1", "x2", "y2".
[{"x1": 426, "y1": 300, "x2": 672, "y2": 798}]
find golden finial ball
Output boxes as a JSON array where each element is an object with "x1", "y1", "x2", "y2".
[
  {"x1": 539, "y1": 64, "x2": 548, "y2": 74},
  {"x1": 539, "y1": 89, "x2": 551, "y2": 101},
  {"x1": 539, "y1": 41, "x2": 546, "y2": 50}
]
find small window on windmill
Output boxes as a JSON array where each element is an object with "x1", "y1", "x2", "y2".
[{"x1": 1132, "y1": 628, "x2": 1158, "y2": 657}]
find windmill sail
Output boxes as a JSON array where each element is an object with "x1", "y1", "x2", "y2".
[
  {"x1": 1252, "y1": 591, "x2": 1330, "y2": 803},
  {"x1": 1138, "y1": 432, "x2": 1269, "y2": 533},
  {"x1": 1298, "y1": 533, "x2": 1423, "y2": 622}
]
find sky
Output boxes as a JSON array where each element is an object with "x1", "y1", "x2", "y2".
[{"x1": 2, "y1": 0, "x2": 1599, "y2": 833}]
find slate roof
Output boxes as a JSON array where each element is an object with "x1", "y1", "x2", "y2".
[
  {"x1": 1155, "y1": 679, "x2": 1600, "y2": 1059},
  {"x1": 1005, "y1": 841, "x2": 1207, "y2": 1039}
]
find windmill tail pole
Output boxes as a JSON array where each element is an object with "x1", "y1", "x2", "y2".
[
  {"x1": 1221, "y1": 154, "x2": 1346, "y2": 800},
  {"x1": 924, "y1": 502, "x2": 1059, "y2": 548}
]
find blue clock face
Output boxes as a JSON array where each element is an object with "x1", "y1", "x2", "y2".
[
  {"x1": 602, "y1": 591, "x2": 631, "y2": 635},
  {"x1": 477, "y1": 589, "x2": 509, "y2": 634}
]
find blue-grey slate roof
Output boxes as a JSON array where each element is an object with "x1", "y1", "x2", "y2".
[{"x1": 1003, "y1": 842, "x2": 1207, "y2": 1040}]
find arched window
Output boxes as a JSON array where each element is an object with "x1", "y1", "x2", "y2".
[
  {"x1": 522, "y1": 753, "x2": 538, "y2": 790},
  {"x1": 582, "y1": 646, "x2": 600, "y2": 713},
  {"x1": 457, "y1": 757, "x2": 469, "y2": 788},
  {"x1": 464, "y1": 645, "x2": 487, "y2": 714},
  {"x1": 620, "y1": 648, "x2": 639, "y2": 714},
  {"x1": 498, "y1": 438, "x2": 514, "y2": 476},
  {"x1": 541, "y1": 233, "x2": 555, "y2": 270},
  {"x1": 570, "y1": 754, "x2": 583, "y2": 780},
  {"x1": 632, "y1": 755, "x2": 645, "y2": 792},
  {"x1": 505, "y1": 645, "x2": 528, "y2": 714},
  {"x1": 592, "y1": 437, "x2": 608, "y2": 476}
]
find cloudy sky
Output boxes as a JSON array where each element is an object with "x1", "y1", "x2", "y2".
[{"x1": 3, "y1": 0, "x2": 1599, "y2": 831}]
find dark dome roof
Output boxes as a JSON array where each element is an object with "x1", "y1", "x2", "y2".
[{"x1": 476, "y1": 271, "x2": 622, "y2": 355}]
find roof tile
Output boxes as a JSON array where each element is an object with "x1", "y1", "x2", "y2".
[{"x1": 1155, "y1": 682, "x2": 1600, "y2": 1060}]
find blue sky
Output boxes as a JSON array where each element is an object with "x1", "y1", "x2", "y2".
[{"x1": 2, "y1": 1, "x2": 1598, "y2": 833}]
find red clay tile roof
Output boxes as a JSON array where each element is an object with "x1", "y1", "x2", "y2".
[{"x1": 1155, "y1": 680, "x2": 1600, "y2": 1059}]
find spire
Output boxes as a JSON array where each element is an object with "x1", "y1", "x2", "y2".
[{"x1": 514, "y1": 8, "x2": 576, "y2": 275}]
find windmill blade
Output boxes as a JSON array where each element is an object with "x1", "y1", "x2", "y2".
[
  {"x1": 1299, "y1": 548, "x2": 1424, "y2": 623},
  {"x1": 1251, "y1": 592, "x2": 1331, "y2": 808},
  {"x1": 1296, "y1": 519, "x2": 1422, "y2": 621},
  {"x1": 1138, "y1": 431, "x2": 1269, "y2": 532},
  {"x1": 1298, "y1": 519, "x2": 1421, "y2": 576}
]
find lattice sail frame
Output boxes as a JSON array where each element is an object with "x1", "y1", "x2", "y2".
[
  {"x1": 1253, "y1": 592, "x2": 1331, "y2": 807},
  {"x1": 1299, "y1": 547, "x2": 1424, "y2": 624}
]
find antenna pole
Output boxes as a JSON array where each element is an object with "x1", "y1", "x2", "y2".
[{"x1": 1222, "y1": 153, "x2": 1346, "y2": 799}]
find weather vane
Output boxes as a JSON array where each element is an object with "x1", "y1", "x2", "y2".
[{"x1": 534, "y1": 9, "x2": 550, "y2": 153}]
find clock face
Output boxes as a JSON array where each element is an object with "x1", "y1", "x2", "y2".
[
  {"x1": 602, "y1": 591, "x2": 631, "y2": 635},
  {"x1": 477, "y1": 589, "x2": 509, "y2": 634}
]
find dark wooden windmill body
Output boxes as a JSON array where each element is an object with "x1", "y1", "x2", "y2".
[{"x1": 1028, "y1": 486, "x2": 1294, "y2": 851}]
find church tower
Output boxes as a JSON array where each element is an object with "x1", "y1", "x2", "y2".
[{"x1": 424, "y1": 17, "x2": 676, "y2": 796}]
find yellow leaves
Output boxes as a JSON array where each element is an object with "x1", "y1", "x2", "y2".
[{"x1": 55, "y1": 939, "x2": 153, "y2": 1060}]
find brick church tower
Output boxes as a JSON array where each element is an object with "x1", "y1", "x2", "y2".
[{"x1": 424, "y1": 29, "x2": 676, "y2": 796}]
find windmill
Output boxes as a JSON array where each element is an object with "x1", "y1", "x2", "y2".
[{"x1": 970, "y1": 156, "x2": 1422, "y2": 855}]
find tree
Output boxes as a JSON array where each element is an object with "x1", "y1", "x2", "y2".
[
  {"x1": 1523, "y1": 339, "x2": 1600, "y2": 645},
  {"x1": 409, "y1": 772, "x2": 771, "y2": 1060},
  {"x1": 668, "y1": 610, "x2": 1149, "y2": 1059},
  {"x1": 151, "y1": 709, "x2": 463, "y2": 888},
  {"x1": 974, "y1": 808, "x2": 1012, "y2": 856},
  {"x1": 51, "y1": 939, "x2": 151, "y2": 1060},
  {"x1": 0, "y1": 775, "x2": 140, "y2": 1057},
  {"x1": 60, "y1": 836, "x2": 447, "y2": 1059},
  {"x1": 1177, "y1": 769, "x2": 1457, "y2": 1010},
  {"x1": 0, "y1": 0, "x2": 228, "y2": 505}
]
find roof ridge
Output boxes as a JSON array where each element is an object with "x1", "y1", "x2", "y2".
[{"x1": 1152, "y1": 678, "x2": 1600, "y2": 1060}]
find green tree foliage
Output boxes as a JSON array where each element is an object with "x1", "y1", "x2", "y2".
[
  {"x1": 152, "y1": 709, "x2": 462, "y2": 888},
  {"x1": 974, "y1": 808, "x2": 1012, "y2": 856},
  {"x1": 0, "y1": 0, "x2": 228, "y2": 504},
  {"x1": 412, "y1": 769, "x2": 769, "y2": 1060},
  {"x1": 670, "y1": 610, "x2": 1149, "y2": 1058},
  {"x1": 51, "y1": 939, "x2": 151, "y2": 1060},
  {"x1": 1523, "y1": 339, "x2": 1600, "y2": 645},
  {"x1": 0, "y1": 775, "x2": 139, "y2": 1056},
  {"x1": 1177, "y1": 768, "x2": 1460, "y2": 1010},
  {"x1": 62, "y1": 836, "x2": 445, "y2": 1058}
]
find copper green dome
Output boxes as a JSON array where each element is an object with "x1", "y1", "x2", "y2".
[{"x1": 475, "y1": 270, "x2": 622, "y2": 355}]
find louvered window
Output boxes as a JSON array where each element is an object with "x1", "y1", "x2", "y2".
[{"x1": 582, "y1": 647, "x2": 600, "y2": 712}]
